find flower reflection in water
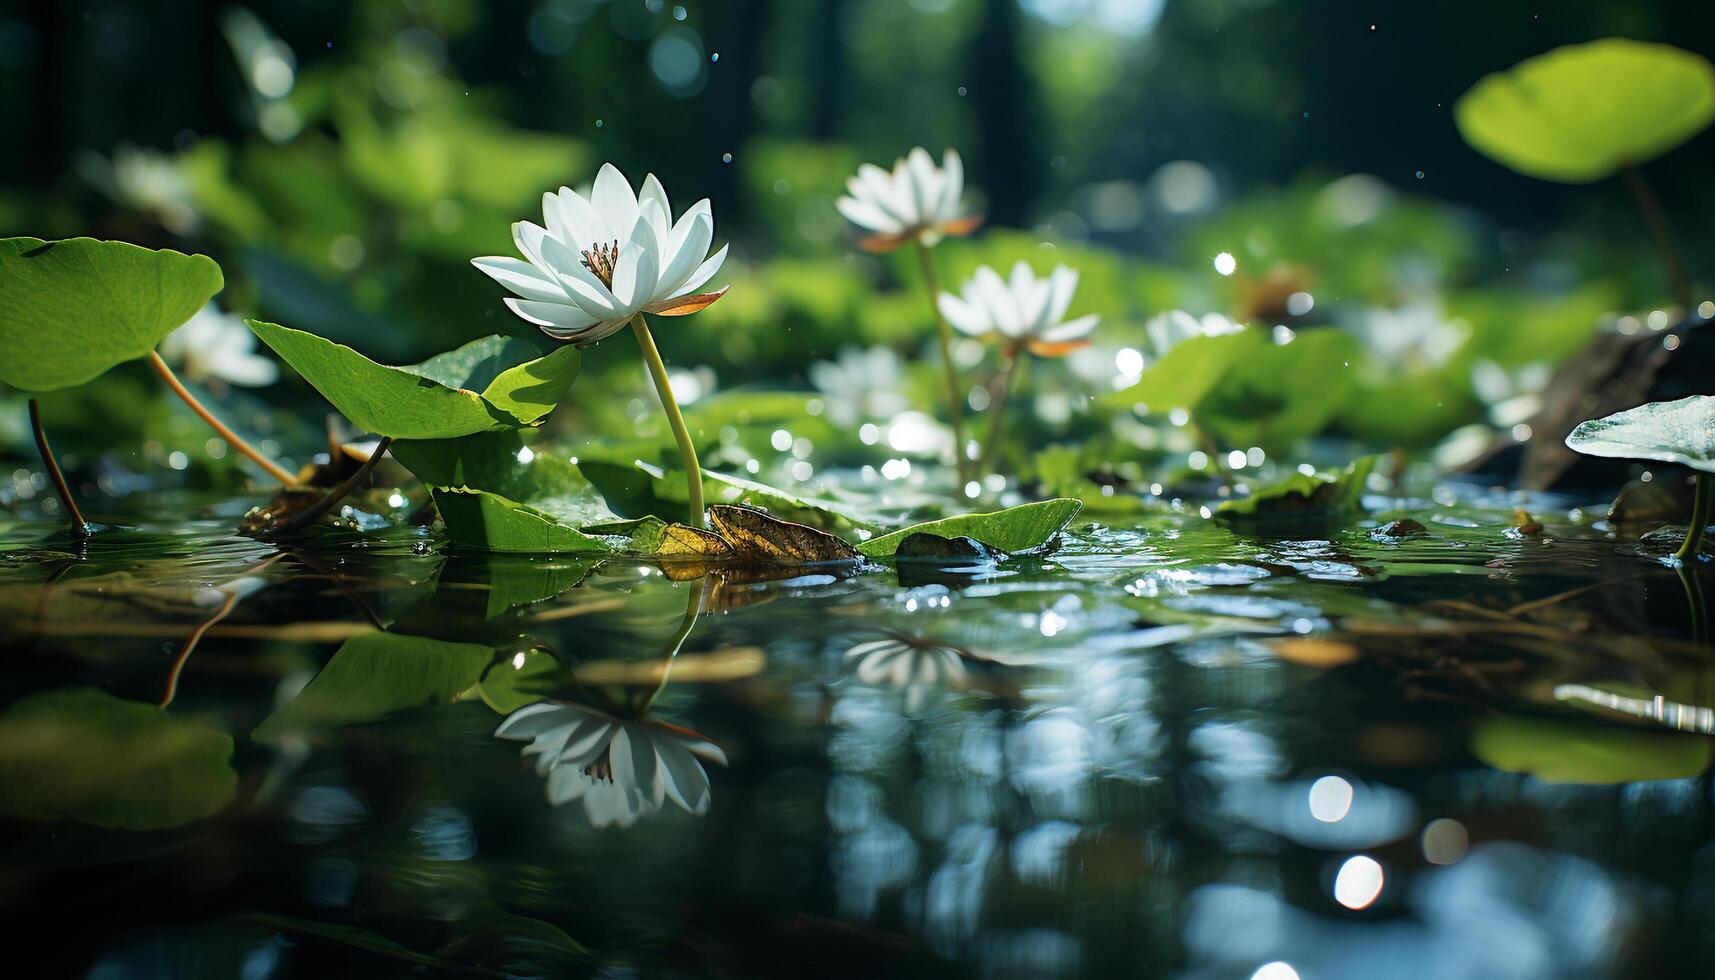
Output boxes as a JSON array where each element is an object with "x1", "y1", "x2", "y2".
[
  {"x1": 495, "y1": 701, "x2": 727, "y2": 829},
  {"x1": 496, "y1": 578, "x2": 724, "y2": 828},
  {"x1": 845, "y1": 633, "x2": 984, "y2": 713}
]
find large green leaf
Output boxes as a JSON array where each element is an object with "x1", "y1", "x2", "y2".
[
  {"x1": 253, "y1": 631, "x2": 498, "y2": 741},
  {"x1": 858, "y1": 499, "x2": 1083, "y2": 558},
  {"x1": 579, "y1": 458, "x2": 879, "y2": 535},
  {"x1": 1217, "y1": 455, "x2": 1378, "y2": 522},
  {"x1": 1565, "y1": 395, "x2": 1715, "y2": 474},
  {"x1": 1102, "y1": 330, "x2": 1268, "y2": 414},
  {"x1": 247, "y1": 320, "x2": 580, "y2": 438},
  {"x1": 1455, "y1": 39, "x2": 1715, "y2": 183},
  {"x1": 0, "y1": 237, "x2": 224, "y2": 391},
  {"x1": 432, "y1": 488, "x2": 611, "y2": 554},
  {"x1": 1196, "y1": 330, "x2": 1360, "y2": 451},
  {"x1": 0, "y1": 687, "x2": 236, "y2": 829},
  {"x1": 390, "y1": 431, "x2": 594, "y2": 507},
  {"x1": 1471, "y1": 715, "x2": 1714, "y2": 784}
]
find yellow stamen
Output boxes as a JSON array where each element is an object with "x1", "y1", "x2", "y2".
[{"x1": 581, "y1": 240, "x2": 620, "y2": 288}]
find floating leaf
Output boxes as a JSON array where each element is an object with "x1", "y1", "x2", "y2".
[
  {"x1": 657, "y1": 522, "x2": 735, "y2": 558},
  {"x1": 1455, "y1": 39, "x2": 1715, "y2": 183},
  {"x1": 432, "y1": 488, "x2": 610, "y2": 555},
  {"x1": 578, "y1": 458, "x2": 878, "y2": 535},
  {"x1": 248, "y1": 320, "x2": 580, "y2": 439},
  {"x1": 1471, "y1": 714, "x2": 1714, "y2": 784},
  {"x1": 0, "y1": 237, "x2": 224, "y2": 391},
  {"x1": 895, "y1": 533, "x2": 1008, "y2": 565},
  {"x1": 1101, "y1": 330, "x2": 1268, "y2": 414},
  {"x1": 1216, "y1": 456, "x2": 1378, "y2": 522},
  {"x1": 0, "y1": 687, "x2": 236, "y2": 829},
  {"x1": 707, "y1": 504, "x2": 862, "y2": 564},
  {"x1": 434, "y1": 554, "x2": 601, "y2": 619},
  {"x1": 858, "y1": 499, "x2": 1082, "y2": 558},
  {"x1": 254, "y1": 631, "x2": 497, "y2": 741},
  {"x1": 1564, "y1": 395, "x2": 1715, "y2": 473}
]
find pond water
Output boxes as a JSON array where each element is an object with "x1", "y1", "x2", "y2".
[{"x1": 1, "y1": 484, "x2": 1712, "y2": 979}]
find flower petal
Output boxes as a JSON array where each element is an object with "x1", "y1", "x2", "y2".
[
  {"x1": 556, "y1": 186, "x2": 612, "y2": 250},
  {"x1": 658, "y1": 203, "x2": 713, "y2": 297},
  {"x1": 1045, "y1": 265, "x2": 1080, "y2": 327},
  {"x1": 591, "y1": 163, "x2": 639, "y2": 244},
  {"x1": 836, "y1": 195, "x2": 903, "y2": 234},
  {"x1": 495, "y1": 702, "x2": 567, "y2": 739},
  {"x1": 656, "y1": 738, "x2": 712, "y2": 814},
  {"x1": 505, "y1": 297, "x2": 599, "y2": 332},
  {"x1": 472, "y1": 256, "x2": 569, "y2": 303},
  {"x1": 611, "y1": 215, "x2": 661, "y2": 311},
  {"x1": 938, "y1": 292, "x2": 993, "y2": 337},
  {"x1": 906, "y1": 147, "x2": 941, "y2": 226},
  {"x1": 857, "y1": 163, "x2": 912, "y2": 224},
  {"x1": 647, "y1": 285, "x2": 727, "y2": 316},
  {"x1": 639, "y1": 173, "x2": 673, "y2": 245},
  {"x1": 675, "y1": 242, "x2": 728, "y2": 296},
  {"x1": 939, "y1": 149, "x2": 964, "y2": 222},
  {"x1": 973, "y1": 265, "x2": 1021, "y2": 336},
  {"x1": 1038, "y1": 313, "x2": 1099, "y2": 343}
]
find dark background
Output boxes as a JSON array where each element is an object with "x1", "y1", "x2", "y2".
[{"x1": 5, "y1": 0, "x2": 1714, "y2": 249}]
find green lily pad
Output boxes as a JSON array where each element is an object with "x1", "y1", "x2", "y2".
[
  {"x1": 1102, "y1": 330, "x2": 1268, "y2": 414},
  {"x1": 0, "y1": 237, "x2": 225, "y2": 391},
  {"x1": 0, "y1": 687, "x2": 236, "y2": 829},
  {"x1": 253, "y1": 631, "x2": 498, "y2": 741},
  {"x1": 858, "y1": 499, "x2": 1083, "y2": 558},
  {"x1": 1196, "y1": 330, "x2": 1360, "y2": 452},
  {"x1": 579, "y1": 458, "x2": 879, "y2": 535},
  {"x1": 1471, "y1": 714, "x2": 1714, "y2": 784},
  {"x1": 1455, "y1": 39, "x2": 1715, "y2": 183},
  {"x1": 1217, "y1": 455, "x2": 1378, "y2": 522},
  {"x1": 247, "y1": 320, "x2": 580, "y2": 439},
  {"x1": 432, "y1": 488, "x2": 611, "y2": 554},
  {"x1": 1565, "y1": 395, "x2": 1715, "y2": 473}
]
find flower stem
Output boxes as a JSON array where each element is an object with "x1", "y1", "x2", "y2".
[
  {"x1": 148, "y1": 351, "x2": 296, "y2": 485},
  {"x1": 1621, "y1": 164, "x2": 1692, "y2": 310},
  {"x1": 913, "y1": 238, "x2": 971, "y2": 488},
  {"x1": 631, "y1": 314, "x2": 705, "y2": 529},
  {"x1": 1675, "y1": 471, "x2": 1711, "y2": 563},
  {"x1": 256, "y1": 437, "x2": 393, "y2": 537},
  {"x1": 28, "y1": 398, "x2": 89, "y2": 537},
  {"x1": 977, "y1": 342, "x2": 1024, "y2": 478}
]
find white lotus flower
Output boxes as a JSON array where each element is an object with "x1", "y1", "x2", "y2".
[
  {"x1": 808, "y1": 345, "x2": 911, "y2": 427},
  {"x1": 836, "y1": 147, "x2": 980, "y2": 251},
  {"x1": 158, "y1": 303, "x2": 279, "y2": 387},
  {"x1": 845, "y1": 636, "x2": 972, "y2": 713},
  {"x1": 1471, "y1": 359, "x2": 1552, "y2": 427},
  {"x1": 936, "y1": 261, "x2": 1098, "y2": 357},
  {"x1": 473, "y1": 164, "x2": 729, "y2": 347},
  {"x1": 1346, "y1": 301, "x2": 1468, "y2": 370},
  {"x1": 496, "y1": 700, "x2": 727, "y2": 829},
  {"x1": 1143, "y1": 310, "x2": 1245, "y2": 361}
]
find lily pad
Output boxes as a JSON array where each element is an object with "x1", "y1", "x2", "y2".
[
  {"x1": 253, "y1": 631, "x2": 498, "y2": 741},
  {"x1": 0, "y1": 687, "x2": 236, "y2": 829},
  {"x1": 1217, "y1": 456, "x2": 1378, "y2": 522},
  {"x1": 1455, "y1": 39, "x2": 1715, "y2": 183},
  {"x1": 858, "y1": 499, "x2": 1083, "y2": 558},
  {"x1": 247, "y1": 320, "x2": 580, "y2": 439},
  {"x1": 1564, "y1": 395, "x2": 1715, "y2": 473},
  {"x1": 432, "y1": 488, "x2": 611, "y2": 554},
  {"x1": 0, "y1": 237, "x2": 225, "y2": 391},
  {"x1": 1471, "y1": 714, "x2": 1714, "y2": 784},
  {"x1": 1102, "y1": 330, "x2": 1268, "y2": 414}
]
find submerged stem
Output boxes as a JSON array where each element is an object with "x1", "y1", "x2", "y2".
[
  {"x1": 632, "y1": 314, "x2": 705, "y2": 529},
  {"x1": 148, "y1": 352, "x2": 296, "y2": 485},
  {"x1": 913, "y1": 238, "x2": 972, "y2": 488},
  {"x1": 640, "y1": 575, "x2": 710, "y2": 715},
  {"x1": 1675, "y1": 471, "x2": 1712, "y2": 563},
  {"x1": 1621, "y1": 164, "x2": 1693, "y2": 310},
  {"x1": 28, "y1": 398, "x2": 89, "y2": 537},
  {"x1": 258, "y1": 437, "x2": 393, "y2": 537},
  {"x1": 977, "y1": 342, "x2": 1024, "y2": 478}
]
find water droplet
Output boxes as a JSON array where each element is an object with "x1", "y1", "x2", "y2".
[
  {"x1": 1414, "y1": 170, "x2": 1425, "y2": 179},
  {"x1": 710, "y1": 52, "x2": 719, "y2": 62},
  {"x1": 721, "y1": 152, "x2": 733, "y2": 164}
]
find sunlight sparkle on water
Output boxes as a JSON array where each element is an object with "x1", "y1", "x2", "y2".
[
  {"x1": 1308, "y1": 775, "x2": 1354, "y2": 822},
  {"x1": 1214, "y1": 251, "x2": 1237, "y2": 276},
  {"x1": 1333, "y1": 855, "x2": 1384, "y2": 909}
]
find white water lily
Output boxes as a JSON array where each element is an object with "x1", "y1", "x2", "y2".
[
  {"x1": 809, "y1": 346, "x2": 911, "y2": 427},
  {"x1": 1472, "y1": 359, "x2": 1552, "y2": 427},
  {"x1": 473, "y1": 163, "x2": 729, "y2": 346},
  {"x1": 158, "y1": 303, "x2": 279, "y2": 387},
  {"x1": 1346, "y1": 301, "x2": 1468, "y2": 370},
  {"x1": 846, "y1": 636, "x2": 974, "y2": 712},
  {"x1": 1143, "y1": 310, "x2": 1245, "y2": 361},
  {"x1": 836, "y1": 147, "x2": 980, "y2": 251},
  {"x1": 937, "y1": 261, "x2": 1099, "y2": 357},
  {"x1": 496, "y1": 701, "x2": 727, "y2": 829}
]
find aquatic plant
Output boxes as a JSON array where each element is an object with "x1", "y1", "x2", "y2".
[
  {"x1": 473, "y1": 164, "x2": 730, "y2": 528},
  {"x1": 1565, "y1": 395, "x2": 1715, "y2": 562}
]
